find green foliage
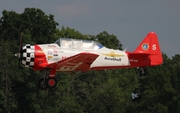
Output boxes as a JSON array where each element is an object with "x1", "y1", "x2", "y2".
[
  {"x1": 0, "y1": 8, "x2": 180, "y2": 113},
  {"x1": 54, "y1": 27, "x2": 122, "y2": 50},
  {"x1": 55, "y1": 26, "x2": 87, "y2": 40},
  {"x1": 96, "y1": 31, "x2": 123, "y2": 50}
]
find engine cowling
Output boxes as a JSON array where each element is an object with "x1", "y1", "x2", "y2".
[
  {"x1": 20, "y1": 44, "x2": 35, "y2": 67},
  {"x1": 19, "y1": 44, "x2": 49, "y2": 70}
]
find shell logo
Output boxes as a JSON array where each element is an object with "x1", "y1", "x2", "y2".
[{"x1": 101, "y1": 51, "x2": 124, "y2": 57}]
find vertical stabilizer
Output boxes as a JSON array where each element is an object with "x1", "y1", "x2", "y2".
[{"x1": 134, "y1": 32, "x2": 163, "y2": 66}]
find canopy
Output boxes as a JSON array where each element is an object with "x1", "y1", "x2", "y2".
[{"x1": 54, "y1": 38, "x2": 103, "y2": 50}]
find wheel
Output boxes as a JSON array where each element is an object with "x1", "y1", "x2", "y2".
[
  {"x1": 46, "y1": 77, "x2": 57, "y2": 88},
  {"x1": 37, "y1": 78, "x2": 48, "y2": 90}
]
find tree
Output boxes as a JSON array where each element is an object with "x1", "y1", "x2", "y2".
[
  {"x1": 133, "y1": 53, "x2": 180, "y2": 113},
  {"x1": 0, "y1": 40, "x2": 18, "y2": 112},
  {"x1": 95, "y1": 31, "x2": 123, "y2": 50},
  {"x1": 0, "y1": 8, "x2": 59, "y2": 112},
  {"x1": 21, "y1": 8, "x2": 59, "y2": 43},
  {"x1": 54, "y1": 26, "x2": 96, "y2": 41},
  {"x1": 1, "y1": 7, "x2": 180, "y2": 113}
]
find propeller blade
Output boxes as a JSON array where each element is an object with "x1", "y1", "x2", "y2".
[
  {"x1": 17, "y1": 33, "x2": 23, "y2": 67},
  {"x1": 19, "y1": 33, "x2": 22, "y2": 53}
]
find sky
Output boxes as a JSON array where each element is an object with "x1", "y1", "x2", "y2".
[{"x1": 0, "y1": 0, "x2": 180, "y2": 58}]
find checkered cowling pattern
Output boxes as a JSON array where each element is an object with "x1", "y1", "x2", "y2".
[{"x1": 21, "y1": 44, "x2": 35, "y2": 67}]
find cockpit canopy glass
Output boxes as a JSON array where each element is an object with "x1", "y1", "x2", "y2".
[{"x1": 54, "y1": 38, "x2": 103, "y2": 50}]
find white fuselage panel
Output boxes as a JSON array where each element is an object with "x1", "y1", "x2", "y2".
[{"x1": 38, "y1": 44, "x2": 130, "y2": 69}]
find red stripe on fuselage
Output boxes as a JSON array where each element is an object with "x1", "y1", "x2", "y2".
[{"x1": 33, "y1": 45, "x2": 48, "y2": 70}]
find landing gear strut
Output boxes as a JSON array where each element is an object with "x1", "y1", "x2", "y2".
[
  {"x1": 131, "y1": 67, "x2": 147, "y2": 102},
  {"x1": 38, "y1": 78, "x2": 48, "y2": 90},
  {"x1": 37, "y1": 70, "x2": 57, "y2": 90}
]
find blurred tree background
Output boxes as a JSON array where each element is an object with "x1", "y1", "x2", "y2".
[{"x1": 0, "y1": 8, "x2": 180, "y2": 113}]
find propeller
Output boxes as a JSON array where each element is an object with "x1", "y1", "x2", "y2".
[
  {"x1": 15, "y1": 33, "x2": 23, "y2": 66},
  {"x1": 19, "y1": 33, "x2": 22, "y2": 55}
]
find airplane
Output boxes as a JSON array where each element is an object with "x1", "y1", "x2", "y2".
[{"x1": 15, "y1": 32, "x2": 163, "y2": 90}]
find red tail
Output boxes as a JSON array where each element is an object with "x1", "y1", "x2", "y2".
[{"x1": 128, "y1": 32, "x2": 163, "y2": 66}]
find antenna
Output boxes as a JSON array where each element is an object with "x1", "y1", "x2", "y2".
[{"x1": 124, "y1": 46, "x2": 129, "y2": 52}]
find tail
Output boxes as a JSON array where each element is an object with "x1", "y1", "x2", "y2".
[{"x1": 133, "y1": 32, "x2": 163, "y2": 66}]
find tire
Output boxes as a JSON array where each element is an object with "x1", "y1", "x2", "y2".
[{"x1": 37, "y1": 78, "x2": 48, "y2": 90}]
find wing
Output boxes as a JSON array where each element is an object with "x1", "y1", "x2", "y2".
[{"x1": 53, "y1": 53, "x2": 99, "y2": 72}]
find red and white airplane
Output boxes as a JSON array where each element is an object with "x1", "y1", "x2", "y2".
[{"x1": 15, "y1": 32, "x2": 163, "y2": 90}]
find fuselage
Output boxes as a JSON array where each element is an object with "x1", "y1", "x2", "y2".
[
  {"x1": 17, "y1": 32, "x2": 163, "y2": 90},
  {"x1": 20, "y1": 38, "x2": 131, "y2": 71},
  {"x1": 19, "y1": 32, "x2": 163, "y2": 72}
]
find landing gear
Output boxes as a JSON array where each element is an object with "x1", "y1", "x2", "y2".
[
  {"x1": 131, "y1": 88, "x2": 142, "y2": 102},
  {"x1": 37, "y1": 77, "x2": 57, "y2": 90},
  {"x1": 38, "y1": 78, "x2": 48, "y2": 90},
  {"x1": 37, "y1": 69, "x2": 57, "y2": 90},
  {"x1": 46, "y1": 77, "x2": 57, "y2": 88},
  {"x1": 131, "y1": 67, "x2": 147, "y2": 102}
]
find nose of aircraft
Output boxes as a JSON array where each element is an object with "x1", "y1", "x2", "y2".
[{"x1": 20, "y1": 44, "x2": 35, "y2": 67}]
